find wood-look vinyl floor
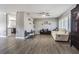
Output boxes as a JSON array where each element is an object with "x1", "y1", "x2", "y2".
[{"x1": 0, "y1": 34, "x2": 79, "y2": 54}]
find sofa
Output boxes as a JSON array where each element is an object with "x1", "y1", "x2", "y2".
[
  {"x1": 51, "y1": 29, "x2": 69, "y2": 41},
  {"x1": 40, "y1": 29, "x2": 51, "y2": 35},
  {"x1": 24, "y1": 30, "x2": 35, "y2": 39}
]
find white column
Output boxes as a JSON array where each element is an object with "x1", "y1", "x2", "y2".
[{"x1": 16, "y1": 12, "x2": 24, "y2": 39}]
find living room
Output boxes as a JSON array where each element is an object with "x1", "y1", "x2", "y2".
[{"x1": 0, "y1": 4, "x2": 79, "y2": 54}]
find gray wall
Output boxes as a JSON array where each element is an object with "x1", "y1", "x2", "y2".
[
  {"x1": 0, "y1": 12, "x2": 7, "y2": 37},
  {"x1": 24, "y1": 13, "x2": 34, "y2": 32},
  {"x1": 34, "y1": 18, "x2": 58, "y2": 34},
  {"x1": 16, "y1": 12, "x2": 24, "y2": 38}
]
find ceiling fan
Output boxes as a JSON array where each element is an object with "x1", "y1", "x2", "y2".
[{"x1": 37, "y1": 12, "x2": 50, "y2": 16}]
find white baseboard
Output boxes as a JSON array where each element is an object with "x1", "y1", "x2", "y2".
[{"x1": 16, "y1": 37, "x2": 25, "y2": 39}]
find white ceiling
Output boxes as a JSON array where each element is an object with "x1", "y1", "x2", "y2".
[{"x1": 0, "y1": 4, "x2": 76, "y2": 18}]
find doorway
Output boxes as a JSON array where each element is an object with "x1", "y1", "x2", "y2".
[{"x1": 7, "y1": 13, "x2": 16, "y2": 37}]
